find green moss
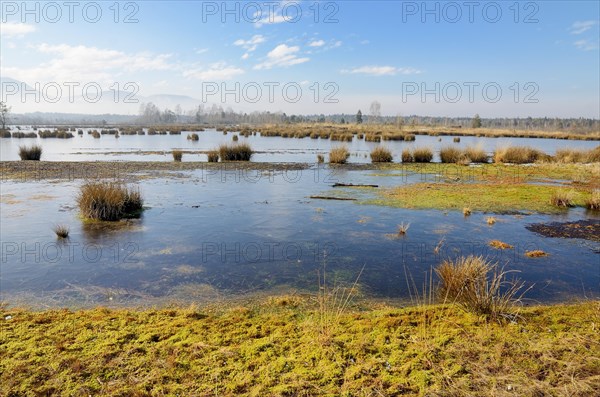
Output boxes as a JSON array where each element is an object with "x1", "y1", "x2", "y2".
[
  {"x1": 1, "y1": 299, "x2": 598, "y2": 395},
  {"x1": 365, "y1": 183, "x2": 592, "y2": 213}
]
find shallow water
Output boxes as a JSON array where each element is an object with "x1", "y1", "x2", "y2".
[
  {"x1": 1, "y1": 168, "x2": 598, "y2": 308},
  {"x1": 1, "y1": 128, "x2": 598, "y2": 163}
]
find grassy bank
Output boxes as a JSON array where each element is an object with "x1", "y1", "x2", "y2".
[
  {"x1": 1, "y1": 299, "x2": 598, "y2": 396},
  {"x1": 367, "y1": 183, "x2": 593, "y2": 213}
]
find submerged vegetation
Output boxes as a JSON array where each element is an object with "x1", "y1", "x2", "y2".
[{"x1": 77, "y1": 182, "x2": 144, "y2": 221}]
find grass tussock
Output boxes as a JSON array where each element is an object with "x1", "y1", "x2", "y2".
[
  {"x1": 77, "y1": 182, "x2": 144, "y2": 221},
  {"x1": 489, "y1": 240, "x2": 514, "y2": 250},
  {"x1": 494, "y1": 145, "x2": 545, "y2": 164},
  {"x1": 550, "y1": 190, "x2": 575, "y2": 208},
  {"x1": 397, "y1": 222, "x2": 410, "y2": 236},
  {"x1": 172, "y1": 150, "x2": 183, "y2": 162},
  {"x1": 317, "y1": 154, "x2": 324, "y2": 163},
  {"x1": 555, "y1": 146, "x2": 600, "y2": 163},
  {"x1": 486, "y1": 216, "x2": 497, "y2": 225},
  {"x1": 413, "y1": 147, "x2": 433, "y2": 163},
  {"x1": 187, "y1": 133, "x2": 199, "y2": 141},
  {"x1": 329, "y1": 146, "x2": 350, "y2": 164},
  {"x1": 525, "y1": 250, "x2": 548, "y2": 258},
  {"x1": 463, "y1": 207, "x2": 472, "y2": 216},
  {"x1": 439, "y1": 146, "x2": 464, "y2": 163},
  {"x1": 585, "y1": 191, "x2": 600, "y2": 210},
  {"x1": 435, "y1": 255, "x2": 529, "y2": 322},
  {"x1": 464, "y1": 145, "x2": 489, "y2": 163},
  {"x1": 207, "y1": 151, "x2": 219, "y2": 162},
  {"x1": 18, "y1": 145, "x2": 42, "y2": 160},
  {"x1": 370, "y1": 146, "x2": 393, "y2": 163},
  {"x1": 401, "y1": 149, "x2": 414, "y2": 163},
  {"x1": 52, "y1": 224, "x2": 69, "y2": 239},
  {"x1": 218, "y1": 143, "x2": 253, "y2": 161}
]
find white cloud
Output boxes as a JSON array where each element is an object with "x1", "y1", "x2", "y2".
[
  {"x1": 360, "y1": 40, "x2": 370, "y2": 45},
  {"x1": 195, "y1": 48, "x2": 209, "y2": 54},
  {"x1": 308, "y1": 40, "x2": 325, "y2": 47},
  {"x1": 0, "y1": 43, "x2": 175, "y2": 86},
  {"x1": 569, "y1": 20, "x2": 597, "y2": 35},
  {"x1": 341, "y1": 66, "x2": 422, "y2": 76},
  {"x1": 233, "y1": 35, "x2": 266, "y2": 52},
  {"x1": 241, "y1": 53, "x2": 250, "y2": 60},
  {"x1": 254, "y1": 44, "x2": 309, "y2": 70},
  {"x1": 253, "y1": 1, "x2": 300, "y2": 27},
  {"x1": 0, "y1": 22, "x2": 36, "y2": 38},
  {"x1": 183, "y1": 62, "x2": 244, "y2": 80},
  {"x1": 574, "y1": 39, "x2": 599, "y2": 51}
]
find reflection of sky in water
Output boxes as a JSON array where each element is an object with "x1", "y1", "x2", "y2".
[
  {"x1": 1, "y1": 128, "x2": 598, "y2": 162},
  {"x1": 1, "y1": 169, "x2": 598, "y2": 308}
]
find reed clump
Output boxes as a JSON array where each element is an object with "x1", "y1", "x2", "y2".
[
  {"x1": 329, "y1": 147, "x2": 350, "y2": 164},
  {"x1": 370, "y1": 147, "x2": 393, "y2": 163},
  {"x1": 77, "y1": 182, "x2": 143, "y2": 221},
  {"x1": 18, "y1": 145, "x2": 42, "y2": 160},
  {"x1": 218, "y1": 143, "x2": 253, "y2": 161}
]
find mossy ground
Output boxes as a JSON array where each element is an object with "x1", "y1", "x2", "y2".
[
  {"x1": 1, "y1": 298, "x2": 598, "y2": 396},
  {"x1": 366, "y1": 183, "x2": 594, "y2": 213}
]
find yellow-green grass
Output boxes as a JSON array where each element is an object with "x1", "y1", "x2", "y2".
[
  {"x1": 1, "y1": 299, "x2": 598, "y2": 396},
  {"x1": 367, "y1": 183, "x2": 592, "y2": 213},
  {"x1": 370, "y1": 163, "x2": 599, "y2": 186}
]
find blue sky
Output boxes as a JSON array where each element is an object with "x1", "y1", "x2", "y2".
[{"x1": 1, "y1": 1, "x2": 598, "y2": 117}]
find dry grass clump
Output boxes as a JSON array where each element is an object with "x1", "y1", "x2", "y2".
[
  {"x1": 439, "y1": 146, "x2": 464, "y2": 163},
  {"x1": 550, "y1": 191, "x2": 575, "y2": 208},
  {"x1": 413, "y1": 147, "x2": 433, "y2": 163},
  {"x1": 329, "y1": 146, "x2": 350, "y2": 164},
  {"x1": 187, "y1": 133, "x2": 199, "y2": 141},
  {"x1": 464, "y1": 145, "x2": 488, "y2": 163},
  {"x1": 77, "y1": 182, "x2": 143, "y2": 221},
  {"x1": 172, "y1": 150, "x2": 183, "y2": 162},
  {"x1": 494, "y1": 146, "x2": 544, "y2": 164},
  {"x1": 53, "y1": 225, "x2": 69, "y2": 239},
  {"x1": 463, "y1": 207, "x2": 472, "y2": 216},
  {"x1": 18, "y1": 145, "x2": 42, "y2": 160},
  {"x1": 525, "y1": 250, "x2": 548, "y2": 258},
  {"x1": 401, "y1": 149, "x2": 414, "y2": 163},
  {"x1": 585, "y1": 191, "x2": 600, "y2": 210},
  {"x1": 435, "y1": 255, "x2": 528, "y2": 321},
  {"x1": 218, "y1": 143, "x2": 253, "y2": 161},
  {"x1": 207, "y1": 151, "x2": 219, "y2": 162},
  {"x1": 370, "y1": 146, "x2": 393, "y2": 163},
  {"x1": 317, "y1": 154, "x2": 325, "y2": 163},
  {"x1": 453, "y1": 137, "x2": 461, "y2": 143},
  {"x1": 403, "y1": 134, "x2": 416, "y2": 141},
  {"x1": 486, "y1": 216, "x2": 497, "y2": 225},
  {"x1": 489, "y1": 240, "x2": 513, "y2": 250},
  {"x1": 397, "y1": 222, "x2": 410, "y2": 236},
  {"x1": 555, "y1": 146, "x2": 600, "y2": 163}
]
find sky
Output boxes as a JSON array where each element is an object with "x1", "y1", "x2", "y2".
[{"x1": 0, "y1": 0, "x2": 599, "y2": 118}]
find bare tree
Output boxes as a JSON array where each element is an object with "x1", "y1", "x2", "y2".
[
  {"x1": 369, "y1": 101, "x2": 381, "y2": 124},
  {"x1": 0, "y1": 101, "x2": 10, "y2": 130}
]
